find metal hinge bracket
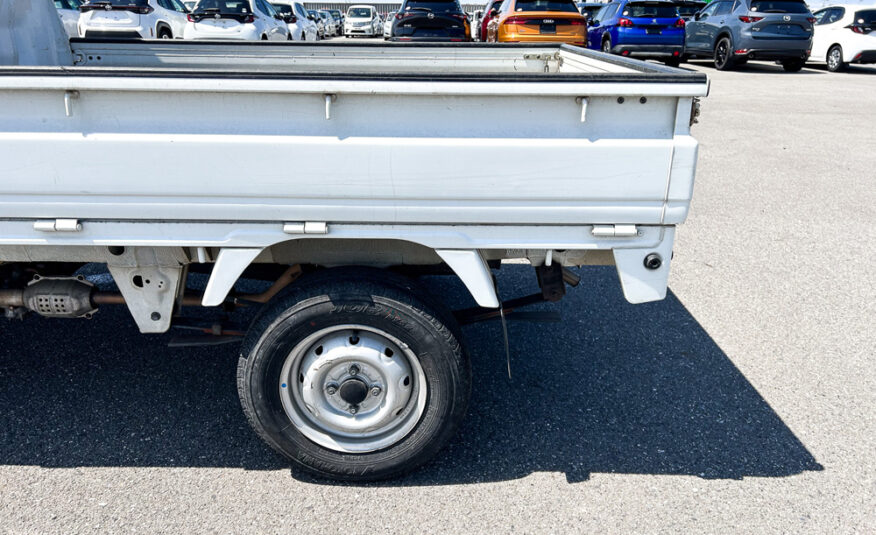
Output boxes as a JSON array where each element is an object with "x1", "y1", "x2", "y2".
[
  {"x1": 283, "y1": 222, "x2": 328, "y2": 235},
  {"x1": 591, "y1": 224, "x2": 639, "y2": 238},
  {"x1": 33, "y1": 219, "x2": 82, "y2": 232}
]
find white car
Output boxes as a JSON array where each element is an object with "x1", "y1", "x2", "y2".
[
  {"x1": 184, "y1": 0, "x2": 289, "y2": 40},
  {"x1": 384, "y1": 11, "x2": 395, "y2": 39},
  {"x1": 271, "y1": 1, "x2": 318, "y2": 40},
  {"x1": 344, "y1": 5, "x2": 381, "y2": 38},
  {"x1": 78, "y1": 0, "x2": 189, "y2": 39},
  {"x1": 319, "y1": 10, "x2": 340, "y2": 37},
  {"x1": 54, "y1": 0, "x2": 82, "y2": 38},
  {"x1": 810, "y1": 4, "x2": 876, "y2": 72}
]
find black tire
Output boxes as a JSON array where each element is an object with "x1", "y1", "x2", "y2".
[
  {"x1": 237, "y1": 268, "x2": 471, "y2": 481},
  {"x1": 602, "y1": 37, "x2": 612, "y2": 54},
  {"x1": 827, "y1": 45, "x2": 847, "y2": 72},
  {"x1": 714, "y1": 36, "x2": 735, "y2": 71},
  {"x1": 157, "y1": 28, "x2": 172, "y2": 39},
  {"x1": 664, "y1": 57, "x2": 681, "y2": 68},
  {"x1": 782, "y1": 57, "x2": 805, "y2": 72}
]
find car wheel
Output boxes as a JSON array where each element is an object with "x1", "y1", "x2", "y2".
[
  {"x1": 664, "y1": 57, "x2": 681, "y2": 67},
  {"x1": 826, "y1": 45, "x2": 847, "y2": 72},
  {"x1": 602, "y1": 37, "x2": 612, "y2": 54},
  {"x1": 781, "y1": 58, "x2": 805, "y2": 72},
  {"x1": 158, "y1": 28, "x2": 172, "y2": 39},
  {"x1": 714, "y1": 36, "x2": 735, "y2": 71},
  {"x1": 237, "y1": 268, "x2": 471, "y2": 481}
]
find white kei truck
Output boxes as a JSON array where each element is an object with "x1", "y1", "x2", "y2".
[{"x1": 0, "y1": 0, "x2": 708, "y2": 480}]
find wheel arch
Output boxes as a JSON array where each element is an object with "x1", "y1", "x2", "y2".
[{"x1": 155, "y1": 21, "x2": 172, "y2": 38}]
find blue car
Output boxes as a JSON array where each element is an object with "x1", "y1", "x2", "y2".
[{"x1": 587, "y1": 0, "x2": 686, "y2": 66}]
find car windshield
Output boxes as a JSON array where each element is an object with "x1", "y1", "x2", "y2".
[
  {"x1": 55, "y1": 0, "x2": 82, "y2": 8},
  {"x1": 853, "y1": 9, "x2": 876, "y2": 25},
  {"x1": 193, "y1": 0, "x2": 252, "y2": 13},
  {"x1": 514, "y1": 0, "x2": 579, "y2": 13},
  {"x1": 623, "y1": 3, "x2": 680, "y2": 18},
  {"x1": 404, "y1": 0, "x2": 463, "y2": 13},
  {"x1": 329, "y1": 9, "x2": 341, "y2": 16},
  {"x1": 749, "y1": 0, "x2": 808, "y2": 14},
  {"x1": 347, "y1": 7, "x2": 372, "y2": 17}
]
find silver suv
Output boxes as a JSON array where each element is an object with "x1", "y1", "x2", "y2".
[{"x1": 684, "y1": 0, "x2": 815, "y2": 71}]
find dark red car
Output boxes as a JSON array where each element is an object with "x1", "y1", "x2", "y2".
[{"x1": 480, "y1": 0, "x2": 503, "y2": 41}]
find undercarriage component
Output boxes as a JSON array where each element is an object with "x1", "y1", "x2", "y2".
[{"x1": 22, "y1": 276, "x2": 97, "y2": 318}]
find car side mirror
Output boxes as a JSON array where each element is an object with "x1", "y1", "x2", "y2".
[{"x1": 695, "y1": 12, "x2": 705, "y2": 20}]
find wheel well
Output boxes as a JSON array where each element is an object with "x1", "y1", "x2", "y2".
[
  {"x1": 155, "y1": 22, "x2": 171, "y2": 37},
  {"x1": 713, "y1": 32, "x2": 731, "y2": 49}
]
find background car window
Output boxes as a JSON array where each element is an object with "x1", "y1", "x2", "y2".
[
  {"x1": 825, "y1": 7, "x2": 844, "y2": 23},
  {"x1": 256, "y1": 0, "x2": 279, "y2": 16},
  {"x1": 403, "y1": 0, "x2": 464, "y2": 14},
  {"x1": 622, "y1": 2, "x2": 679, "y2": 18},
  {"x1": 193, "y1": 1, "x2": 252, "y2": 13},
  {"x1": 713, "y1": 2, "x2": 732, "y2": 16},
  {"x1": 170, "y1": 0, "x2": 188, "y2": 11},
  {"x1": 54, "y1": 0, "x2": 81, "y2": 8},
  {"x1": 696, "y1": 2, "x2": 719, "y2": 18},
  {"x1": 513, "y1": 0, "x2": 580, "y2": 13},
  {"x1": 852, "y1": 9, "x2": 876, "y2": 26},
  {"x1": 749, "y1": 0, "x2": 809, "y2": 14},
  {"x1": 347, "y1": 7, "x2": 373, "y2": 17}
]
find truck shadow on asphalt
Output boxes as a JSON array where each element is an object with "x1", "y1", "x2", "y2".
[{"x1": 0, "y1": 266, "x2": 822, "y2": 484}]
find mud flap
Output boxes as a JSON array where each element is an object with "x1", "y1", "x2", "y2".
[{"x1": 612, "y1": 226, "x2": 675, "y2": 304}]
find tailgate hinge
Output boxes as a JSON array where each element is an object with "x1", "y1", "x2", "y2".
[
  {"x1": 283, "y1": 222, "x2": 328, "y2": 235},
  {"x1": 33, "y1": 218, "x2": 82, "y2": 232},
  {"x1": 591, "y1": 224, "x2": 639, "y2": 238}
]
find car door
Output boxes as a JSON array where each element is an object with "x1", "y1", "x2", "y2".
[
  {"x1": 703, "y1": 1, "x2": 730, "y2": 51},
  {"x1": 165, "y1": 0, "x2": 190, "y2": 36},
  {"x1": 811, "y1": 7, "x2": 844, "y2": 60},
  {"x1": 255, "y1": 0, "x2": 287, "y2": 39},
  {"x1": 588, "y1": 3, "x2": 618, "y2": 49},
  {"x1": 685, "y1": 1, "x2": 718, "y2": 52}
]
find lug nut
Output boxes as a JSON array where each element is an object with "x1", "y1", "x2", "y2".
[
  {"x1": 326, "y1": 383, "x2": 338, "y2": 395},
  {"x1": 370, "y1": 386, "x2": 382, "y2": 397},
  {"x1": 349, "y1": 364, "x2": 360, "y2": 376},
  {"x1": 349, "y1": 406, "x2": 358, "y2": 415}
]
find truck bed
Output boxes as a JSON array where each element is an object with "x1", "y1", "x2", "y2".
[{"x1": 0, "y1": 42, "x2": 707, "y2": 226}]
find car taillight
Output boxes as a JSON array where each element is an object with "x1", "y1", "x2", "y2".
[
  {"x1": 738, "y1": 16, "x2": 763, "y2": 23},
  {"x1": 568, "y1": 19, "x2": 586, "y2": 26},
  {"x1": 451, "y1": 14, "x2": 467, "y2": 21},
  {"x1": 504, "y1": 16, "x2": 538, "y2": 25},
  {"x1": 618, "y1": 17, "x2": 633, "y2": 27},
  {"x1": 674, "y1": 18, "x2": 685, "y2": 27},
  {"x1": 244, "y1": 14, "x2": 255, "y2": 23},
  {"x1": 135, "y1": 6, "x2": 154, "y2": 15},
  {"x1": 848, "y1": 24, "x2": 866, "y2": 34},
  {"x1": 806, "y1": 17, "x2": 816, "y2": 23},
  {"x1": 186, "y1": 14, "x2": 196, "y2": 22}
]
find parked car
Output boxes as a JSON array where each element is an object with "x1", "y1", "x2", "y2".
[
  {"x1": 78, "y1": 0, "x2": 189, "y2": 39},
  {"x1": 345, "y1": 5, "x2": 382, "y2": 37},
  {"x1": 673, "y1": 0, "x2": 705, "y2": 21},
  {"x1": 328, "y1": 8, "x2": 344, "y2": 26},
  {"x1": 809, "y1": 4, "x2": 876, "y2": 71},
  {"x1": 319, "y1": 10, "x2": 341, "y2": 37},
  {"x1": 184, "y1": 0, "x2": 289, "y2": 40},
  {"x1": 577, "y1": 2, "x2": 605, "y2": 22},
  {"x1": 271, "y1": 1, "x2": 318, "y2": 40},
  {"x1": 390, "y1": 0, "x2": 471, "y2": 42},
  {"x1": 683, "y1": 0, "x2": 815, "y2": 71},
  {"x1": 385, "y1": 11, "x2": 397, "y2": 38},
  {"x1": 54, "y1": 0, "x2": 82, "y2": 38},
  {"x1": 480, "y1": 0, "x2": 504, "y2": 41},
  {"x1": 487, "y1": 0, "x2": 587, "y2": 45},
  {"x1": 308, "y1": 9, "x2": 326, "y2": 38},
  {"x1": 587, "y1": 0, "x2": 685, "y2": 66}
]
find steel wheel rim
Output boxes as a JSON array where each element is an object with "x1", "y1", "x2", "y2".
[
  {"x1": 279, "y1": 324, "x2": 428, "y2": 453},
  {"x1": 602, "y1": 40, "x2": 610, "y2": 53},
  {"x1": 828, "y1": 49, "x2": 840, "y2": 70}
]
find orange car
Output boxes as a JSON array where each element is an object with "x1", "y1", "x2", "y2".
[{"x1": 486, "y1": 0, "x2": 587, "y2": 45}]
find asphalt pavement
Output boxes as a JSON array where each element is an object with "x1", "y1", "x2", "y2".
[{"x1": 1, "y1": 58, "x2": 874, "y2": 534}]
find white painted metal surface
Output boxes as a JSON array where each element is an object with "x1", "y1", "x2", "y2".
[{"x1": 0, "y1": 0, "x2": 708, "y2": 320}]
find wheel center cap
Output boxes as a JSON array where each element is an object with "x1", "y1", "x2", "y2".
[{"x1": 338, "y1": 378, "x2": 369, "y2": 405}]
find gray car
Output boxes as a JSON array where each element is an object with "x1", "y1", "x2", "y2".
[{"x1": 684, "y1": 0, "x2": 815, "y2": 71}]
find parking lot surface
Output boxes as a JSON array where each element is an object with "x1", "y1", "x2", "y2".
[{"x1": 1, "y1": 59, "x2": 874, "y2": 534}]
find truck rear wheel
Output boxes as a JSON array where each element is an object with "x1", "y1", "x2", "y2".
[{"x1": 237, "y1": 269, "x2": 470, "y2": 480}]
